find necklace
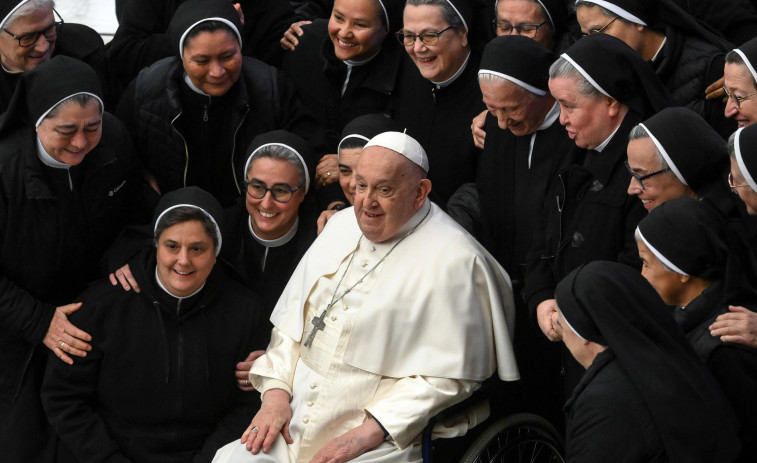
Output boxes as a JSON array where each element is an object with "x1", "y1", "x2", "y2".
[{"x1": 303, "y1": 207, "x2": 430, "y2": 347}]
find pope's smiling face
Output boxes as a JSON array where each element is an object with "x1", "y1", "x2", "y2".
[{"x1": 353, "y1": 146, "x2": 430, "y2": 242}]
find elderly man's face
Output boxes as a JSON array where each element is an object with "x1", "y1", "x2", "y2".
[
  {"x1": 626, "y1": 137, "x2": 692, "y2": 211},
  {"x1": 353, "y1": 147, "x2": 430, "y2": 242},
  {"x1": 549, "y1": 76, "x2": 618, "y2": 150},
  {"x1": 0, "y1": 6, "x2": 56, "y2": 72},
  {"x1": 480, "y1": 78, "x2": 552, "y2": 136},
  {"x1": 495, "y1": 0, "x2": 553, "y2": 49}
]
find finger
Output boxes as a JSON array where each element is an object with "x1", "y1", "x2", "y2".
[
  {"x1": 116, "y1": 272, "x2": 131, "y2": 291},
  {"x1": 719, "y1": 334, "x2": 749, "y2": 345},
  {"x1": 728, "y1": 305, "x2": 751, "y2": 314},
  {"x1": 108, "y1": 273, "x2": 118, "y2": 286},
  {"x1": 282, "y1": 421, "x2": 293, "y2": 444},
  {"x1": 60, "y1": 302, "x2": 83, "y2": 315},
  {"x1": 62, "y1": 331, "x2": 92, "y2": 352},
  {"x1": 65, "y1": 320, "x2": 93, "y2": 342},
  {"x1": 53, "y1": 346, "x2": 74, "y2": 365},
  {"x1": 262, "y1": 424, "x2": 280, "y2": 453}
]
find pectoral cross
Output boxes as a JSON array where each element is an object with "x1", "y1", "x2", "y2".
[{"x1": 303, "y1": 309, "x2": 328, "y2": 347}]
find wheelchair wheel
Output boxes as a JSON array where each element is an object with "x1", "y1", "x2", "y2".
[{"x1": 459, "y1": 413, "x2": 565, "y2": 463}]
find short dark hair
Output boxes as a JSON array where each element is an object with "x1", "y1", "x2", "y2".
[
  {"x1": 45, "y1": 93, "x2": 102, "y2": 120},
  {"x1": 154, "y1": 206, "x2": 219, "y2": 251},
  {"x1": 182, "y1": 20, "x2": 239, "y2": 50}
]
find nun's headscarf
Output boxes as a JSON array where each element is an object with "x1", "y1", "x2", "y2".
[
  {"x1": 575, "y1": 0, "x2": 731, "y2": 51},
  {"x1": 637, "y1": 107, "x2": 727, "y2": 196},
  {"x1": 479, "y1": 35, "x2": 553, "y2": 96},
  {"x1": 337, "y1": 114, "x2": 400, "y2": 157},
  {"x1": 494, "y1": 0, "x2": 568, "y2": 38},
  {"x1": 559, "y1": 34, "x2": 670, "y2": 117},
  {"x1": 243, "y1": 130, "x2": 315, "y2": 195},
  {"x1": 556, "y1": 261, "x2": 740, "y2": 462},
  {"x1": 168, "y1": 0, "x2": 242, "y2": 59},
  {"x1": 0, "y1": 55, "x2": 103, "y2": 136},
  {"x1": 732, "y1": 37, "x2": 757, "y2": 88},
  {"x1": 375, "y1": 0, "x2": 404, "y2": 32},
  {"x1": 0, "y1": 0, "x2": 36, "y2": 30},
  {"x1": 153, "y1": 186, "x2": 224, "y2": 256},
  {"x1": 733, "y1": 123, "x2": 757, "y2": 193}
]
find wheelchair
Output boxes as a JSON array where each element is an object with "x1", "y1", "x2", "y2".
[{"x1": 421, "y1": 380, "x2": 566, "y2": 463}]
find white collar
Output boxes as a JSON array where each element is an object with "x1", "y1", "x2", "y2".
[
  {"x1": 36, "y1": 136, "x2": 70, "y2": 170},
  {"x1": 650, "y1": 36, "x2": 667, "y2": 63},
  {"x1": 184, "y1": 73, "x2": 211, "y2": 96},
  {"x1": 431, "y1": 51, "x2": 471, "y2": 88},
  {"x1": 1, "y1": 62, "x2": 21, "y2": 74},
  {"x1": 594, "y1": 121, "x2": 622, "y2": 152},
  {"x1": 248, "y1": 216, "x2": 299, "y2": 248},
  {"x1": 154, "y1": 266, "x2": 206, "y2": 300},
  {"x1": 536, "y1": 101, "x2": 561, "y2": 132},
  {"x1": 344, "y1": 48, "x2": 381, "y2": 67}
]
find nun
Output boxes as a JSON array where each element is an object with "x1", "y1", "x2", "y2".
[
  {"x1": 525, "y1": 34, "x2": 668, "y2": 364},
  {"x1": 389, "y1": 0, "x2": 484, "y2": 208},
  {"x1": 635, "y1": 197, "x2": 757, "y2": 461},
  {"x1": 0, "y1": 0, "x2": 110, "y2": 112},
  {"x1": 729, "y1": 123, "x2": 757, "y2": 215},
  {"x1": 724, "y1": 37, "x2": 757, "y2": 129},
  {"x1": 42, "y1": 187, "x2": 270, "y2": 463},
  {"x1": 280, "y1": 0, "x2": 404, "y2": 192},
  {"x1": 0, "y1": 55, "x2": 145, "y2": 461},
  {"x1": 554, "y1": 261, "x2": 741, "y2": 462},
  {"x1": 115, "y1": 0, "x2": 321, "y2": 206},
  {"x1": 574, "y1": 0, "x2": 734, "y2": 137},
  {"x1": 222, "y1": 130, "x2": 319, "y2": 315}
]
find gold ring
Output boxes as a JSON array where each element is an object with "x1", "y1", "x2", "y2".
[
  {"x1": 327, "y1": 171, "x2": 331, "y2": 177},
  {"x1": 60, "y1": 341, "x2": 65, "y2": 349}
]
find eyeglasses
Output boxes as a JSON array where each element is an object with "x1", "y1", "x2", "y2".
[
  {"x1": 728, "y1": 172, "x2": 751, "y2": 193},
  {"x1": 245, "y1": 180, "x2": 302, "y2": 203},
  {"x1": 723, "y1": 86, "x2": 757, "y2": 109},
  {"x1": 584, "y1": 16, "x2": 617, "y2": 36},
  {"x1": 396, "y1": 26, "x2": 455, "y2": 47},
  {"x1": 491, "y1": 20, "x2": 548, "y2": 38},
  {"x1": 3, "y1": 8, "x2": 63, "y2": 47},
  {"x1": 625, "y1": 162, "x2": 671, "y2": 190}
]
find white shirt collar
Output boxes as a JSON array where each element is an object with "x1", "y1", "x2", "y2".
[
  {"x1": 536, "y1": 101, "x2": 561, "y2": 132},
  {"x1": 344, "y1": 48, "x2": 381, "y2": 67},
  {"x1": 36, "y1": 136, "x2": 70, "y2": 170},
  {"x1": 155, "y1": 266, "x2": 205, "y2": 300},
  {"x1": 248, "y1": 216, "x2": 299, "y2": 248},
  {"x1": 650, "y1": 36, "x2": 667, "y2": 63},
  {"x1": 594, "y1": 122, "x2": 623, "y2": 153},
  {"x1": 431, "y1": 51, "x2": 471, "y2": 88},
  {"x1": 184, "y1": 73, "x2": 210, "y2": 96}
]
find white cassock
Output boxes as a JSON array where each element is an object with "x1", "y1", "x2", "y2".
[{"x1": 213, "y1": 200, "x2": 519, "y2": 463}]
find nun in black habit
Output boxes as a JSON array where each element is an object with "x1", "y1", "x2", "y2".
[
  {"x1": 0, "y1": 55, "x2": 145, "y2": 462},
  {"x1": 388, "y1": 0, "x2": 485, "y2": 208},
  {"x1": 0, "y1": 0, "x2": 113, "y2": 112},
  {"x1": 555, "y1": 261, "x2": 741, "y2": 463},
  {"x1": 222, "y1": 130, "x2": 318, "y2": 315},
  {"x1": 574, "y1": 0, "x2": 734, "y2": 137},
  {"x1": 115, "y1": 0, "x2": 322, "y2": 207},
  {"x1": 524, "y1": 33, "x2": 669, "y2": 395},
  {"x1": 636, "y1": 197, "x2": 757, "y2": 462}
]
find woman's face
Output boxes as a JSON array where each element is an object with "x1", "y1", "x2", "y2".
[
  {"x1": 637, "y1": 238, "x2": 687, "y2": 306},
  {"x1": 182, "y1": 29, "x2": 242, "y2": 96},
  {"x1": 36, "y1": 100, "x2": 102, "y2": 166},
  {"x1": 549, "y1": 76, "x2": 617, "y2": 150},
  {"x1": 724, "y1": 62, "x2": 757, "y2": 128},
  {"x1": 328, "y1": 0, "x2": 387, "y2": 62},
  {"x1": 338, "y1": 147, "x2": 361, "y2": 204},
  {"x1": 730, "y1": 156, "x2": 757, "y2": 214},
  {"x1": 402, "y1": 4, "x2": 469, "y2": 83},
  {"x1": 245, "y1": 157, "x2": 306, "y2": 240},
  {"x1": 156, "y1": 219, "x2": 216, "y2": 298}
]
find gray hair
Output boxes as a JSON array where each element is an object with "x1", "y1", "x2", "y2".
[
  {"x1": 574, "y1": 1, "x2": 633, "y2": 25},
  {"x1": 405, "y1": 0, "x2": 465, "y2": 31},
  {"x1": 634, "y1": 228, "x2": 675, "y2": 273},
  {"x1": 246, "y1": 145, "x2": 306, "y2": 187},
  {"x1": 628, "y1": 124, "x2": 668, "y2": 170},
  {"x1": 478, "y1": 72, "x2": 539, "y2": 97},
  {"x1": 154, "y1": 206, "x2": 219, "y2": 252},
  {"x1": 548, "y1": 56, "x2": 601, "y2": 98},
  {"x1": 7, "y1": 0, "x2": 55, "y2": 28},
  {"x1": 725, "y1": 50, "x2": 757, "y2": 90},
  {"x1": 728, "y1": 131, "x2": 738, "y2": 159},
  {"x1": 44, "y1": 93, "x2": 103, "y2": 120},
  {"x1": 494, "y1": 0, "x2": 553, "y2": 32}
]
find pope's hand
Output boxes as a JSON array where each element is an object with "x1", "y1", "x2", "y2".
[
  {"x1": 537, "y1": 299, "x2": 561, "y2": 341},
  {"x1": 243, "y1": 388, "x2": 293, "y2": 454},
  {"x1": 308, "y1": 418, "x2": 385, "y2": 463}
]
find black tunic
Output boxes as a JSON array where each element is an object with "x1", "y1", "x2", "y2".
[{"x1": 389, "y1": 54, "x2": 485, "y2": 209}]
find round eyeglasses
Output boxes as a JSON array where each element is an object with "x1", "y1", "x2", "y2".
[
  {"x1": 728, "y1": 172, "x2": 752, "y2": 193},
  {"x1": 245, "y1": 181, "x2": 302, "y2": 203},
  {"x1": 491, "y1": 20, "x2": 548, "y2": 38},
  {"x1": 625, "y1": 162, "x2": 671, "y2": 190},
  {"x1": 723, "y1": 86, "x2": 757, "y2": 110},
  {"x1": 396, "y1": 26, "x2": 455, "y2": 47},
  {"x1": 583, "y1": 16, "x2": 617, "y2": 36}
]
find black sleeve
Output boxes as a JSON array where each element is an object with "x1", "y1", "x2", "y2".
[{"x1": 238, "y1": 0, "x2": 295, "y2": 67}]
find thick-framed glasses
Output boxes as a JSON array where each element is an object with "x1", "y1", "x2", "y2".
[
  {"x1": 396, "y1": 25, "x2": 454, "y2": 47},
  {"x1": 245, "y1": 180, "x2": 302, "y2": 203},
  {"x1": 625, "y1": 162, "x2": 671, "y2": 190},
  {"x1": 584, "y1": 16, "x2": 617, "y2": 36},
  {"x1": 3, "y1": 8, "x2": 63, "y2": 47},
  {"x1": 723, "y1": 86, "x2": 757, "y2": 109},
  {"x1": 491, "y1": 20, "x2": 548, "y2": 38},
  {"x1": 728, "y1": 172, "x2": 751, "y2": 193}
]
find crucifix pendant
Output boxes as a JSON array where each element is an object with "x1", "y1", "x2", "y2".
[{"x1": 304, "y1": 309, "x2": 328, "y2": 347}]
